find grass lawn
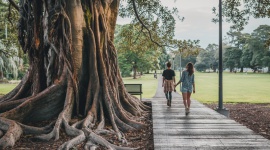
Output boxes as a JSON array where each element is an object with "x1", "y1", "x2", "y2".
[
  {"x1": 122, "y1": 74, "x2": 158, "y2": 98},
  {"x1": 175, "y1": 71, "x2": 270, "y2": 104},
  {"x1": 1, "y1": 72, "x2": 270, "y2": 104},
  {"x1": 0, "y1": 84, "x2": 17, "y2": 95},
  {"x1": 0, "y1": 75, "x2": 158, "y2": 98}
]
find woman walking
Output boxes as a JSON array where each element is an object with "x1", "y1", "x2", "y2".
[
  {"x1": 175, "y1": 62, "x2": 195, "y2": 115},
  {"x1": 162, "y1": 62, "x2": 176, "y2": 107}
]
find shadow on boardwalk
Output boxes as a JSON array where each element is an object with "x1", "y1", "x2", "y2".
[{"x1": 148, "y1": 75, "x2": 270, "y2": 149}]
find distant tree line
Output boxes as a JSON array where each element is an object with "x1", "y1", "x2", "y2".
[{"x1": 195, "y1": 25, "x2": 270, "y2": 73}]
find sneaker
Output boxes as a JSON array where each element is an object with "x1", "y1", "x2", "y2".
[{"x1": 185, "y1": 108, "x2": 188, "y2": 115}]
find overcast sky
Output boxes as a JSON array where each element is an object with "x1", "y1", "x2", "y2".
[{"x1": 116, "y1": 0, "x2": 270, "y2": 49}]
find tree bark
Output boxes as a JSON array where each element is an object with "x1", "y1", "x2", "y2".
[
  {"x1": 0, "y1": 0, "x2": 150, "y2": 149},
  {"x1": 133, "y1": 67, "x2": 137, "y2": 79},
  {"x1": 0, "y1": 71, "x2": 3, "y2": 80},
  {"x1": 240, "y1": 67, "x2": 243, "y2": 72}
]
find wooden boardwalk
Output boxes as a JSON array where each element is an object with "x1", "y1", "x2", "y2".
[{"x1": 149, "y1": 75, "x2": 270, "y2": 149}]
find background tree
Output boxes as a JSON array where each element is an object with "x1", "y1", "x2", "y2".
[
  {"x1": 222, "y1": 25, "x2": 270, "y2": 73},
  {"x1": 252, "y1": 25, "x2": 270, "y2": 71},
  {"x1": 174, "y1": 54, "x2": 197, "y2": 71},
  {"x1": 195, "y1": 49, "x2": 212, "y2": 72},
  {"x1": 115, "y1": 24, "x2": 162, "y2": 78},
  {"x1": 0, "y1": 42, "x2": 23, "y2": 79},
  {"x1": 226, "y1": 31, "x2": 252, "y2": 72},
  {"x1": 223, "y1": 47, "x2": 242, "y2": 72},
  {"x1": 0, "y1": 0, "x2": 20, "y2": 56},
  {"x1": 0, "y1": 0, "x2": 25, "y2": 80},
  {"x1": 0, "y1": 0, "x2": 180, "y2": 149},
  {"x1": 168, "y1": 39, "x2": 200, "y2": 72},
  {"x1": 194, "y1": 44, "x2": 218, "y2": 72},
  {"x1": 230, "y1": 25, "x2": 270, "y2": 73},
  {"x1": 158, "y1": 51, "x2": 170, "y2": 70}
]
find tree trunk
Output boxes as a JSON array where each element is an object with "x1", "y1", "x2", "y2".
[
  {"x1": 253, "y1": 68, "x2": 257, "y2": 73},
  {"x1": 0, "y1": 0, "x2": 149, "y2": 149},
  {"x1": 0, "y1": 71, "x2": 3, "y2": 80},
  {"x1": 240, "y1": 67, "x2": 243, "y2": 72},
  {"x1": 133, "y1": 67, "x2": 137, "y2": 79}
]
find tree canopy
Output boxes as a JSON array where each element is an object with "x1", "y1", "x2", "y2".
[{"x1": 214, "y1": 0, "x2": 270, "y2": 30}]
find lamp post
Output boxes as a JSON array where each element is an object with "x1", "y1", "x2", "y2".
[
  {"x1": 217, "y1": 0, "x2": 229, "y2": 117},
  {"x1": 173, "y1": 57, "x2": 175, "y2": 70},
  {"x1": 218, "y1": 0, "x2": 223, "y2": 109},
  {"x1": 171, "y1": 53, "x2": 175, "y2": 70}
]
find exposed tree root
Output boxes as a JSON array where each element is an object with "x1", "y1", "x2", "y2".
[
  {"x1": 0, "y1": 118, "x2": 23, "y2": 149},
  {"x1": 87, "y1": 131, "x2": 135, "y2": 150},
  {"x1": 0, "y1": 98, "x2": 27, "y2": 113},
  {"x1": 84, "y1": 140, "x2": 98, "y2": 150},
  {"x1": 35, "y1": 79, "x2": 73, "y2": 141},
  {"x1": 18, "y1": 121, "x2": 55, "y2": 135},
  {"x1": 0, "y1": 81, "x2": 67, "y2": 123},
  {"x1": 58, "y1": 121, "x2": 86, "y2": 150}
]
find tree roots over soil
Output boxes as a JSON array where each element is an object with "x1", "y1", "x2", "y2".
[
  {"x1": 4, "y1": 108, "x2": 153, "y2": 150},
  {"x1": 0, "y1": 0, "x2": 151, "y2": 149}
]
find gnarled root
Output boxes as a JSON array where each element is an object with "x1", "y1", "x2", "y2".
[
  {"x1": 57, "y1": 121, "x2": 86, "y2": 150},
  {"x1": 0, "y1": 118, "x2": 23, "y2": 149},
  {"x1": 87, "y1": 131, "x2": 136, "y2": 150}
]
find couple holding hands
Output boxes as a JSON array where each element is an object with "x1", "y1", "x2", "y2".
[{"x1": 162, "y1": 62, "x2": 195, "y2": 115}]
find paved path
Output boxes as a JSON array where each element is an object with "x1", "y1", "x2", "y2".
[{"x1": 149, "y1": 75, "x2": 270, "y2": 149}]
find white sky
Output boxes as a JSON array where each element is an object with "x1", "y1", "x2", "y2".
[{"x1": 116, "y1": 0, "x2": 270, "y2": 49}]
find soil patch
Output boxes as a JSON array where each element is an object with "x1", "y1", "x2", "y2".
[{"x1": 206, "y1": 103, "x2": 270, "y2": 140}]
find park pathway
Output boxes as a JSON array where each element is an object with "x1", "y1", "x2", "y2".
[{"x1": 149, "y1": 75, "x2": 270, "y2": 149}]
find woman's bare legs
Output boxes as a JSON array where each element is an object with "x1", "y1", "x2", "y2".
[
  {"x1": 187, "y1": 92, "x2": 192, "y2": 108},
  {"x1": 182, "y1": 92, "x2": 187, "y2": 108}
]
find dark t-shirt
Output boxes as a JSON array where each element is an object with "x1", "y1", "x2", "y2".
[{"x1": 162, "y1": 69, "x2": 175, "y2": 80}]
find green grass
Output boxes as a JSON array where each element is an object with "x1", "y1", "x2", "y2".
[
  {"x1": 122, "y1": 74, "x2": 158, "y2": 98},
  {"x1": 175, "y1": 71, "x2": 270, "y2": 104},
  {"x1": 0, "y1": 84, "x2": 17, "y2": 95},
  {"x1": 0, "y1": 75, "x2": 158, "y2": 98},
  {"x1": 1, "y1": 72, "x2": 270, "y2": 104}
]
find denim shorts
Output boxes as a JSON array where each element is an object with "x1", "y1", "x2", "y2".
[{"x1": 181, "y1": 87, "x2": 192, "y2": 93}]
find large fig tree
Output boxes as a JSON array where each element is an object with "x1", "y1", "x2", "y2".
[{"x1": 0, "y1": 0, "x2": 178, "y2": 149}]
